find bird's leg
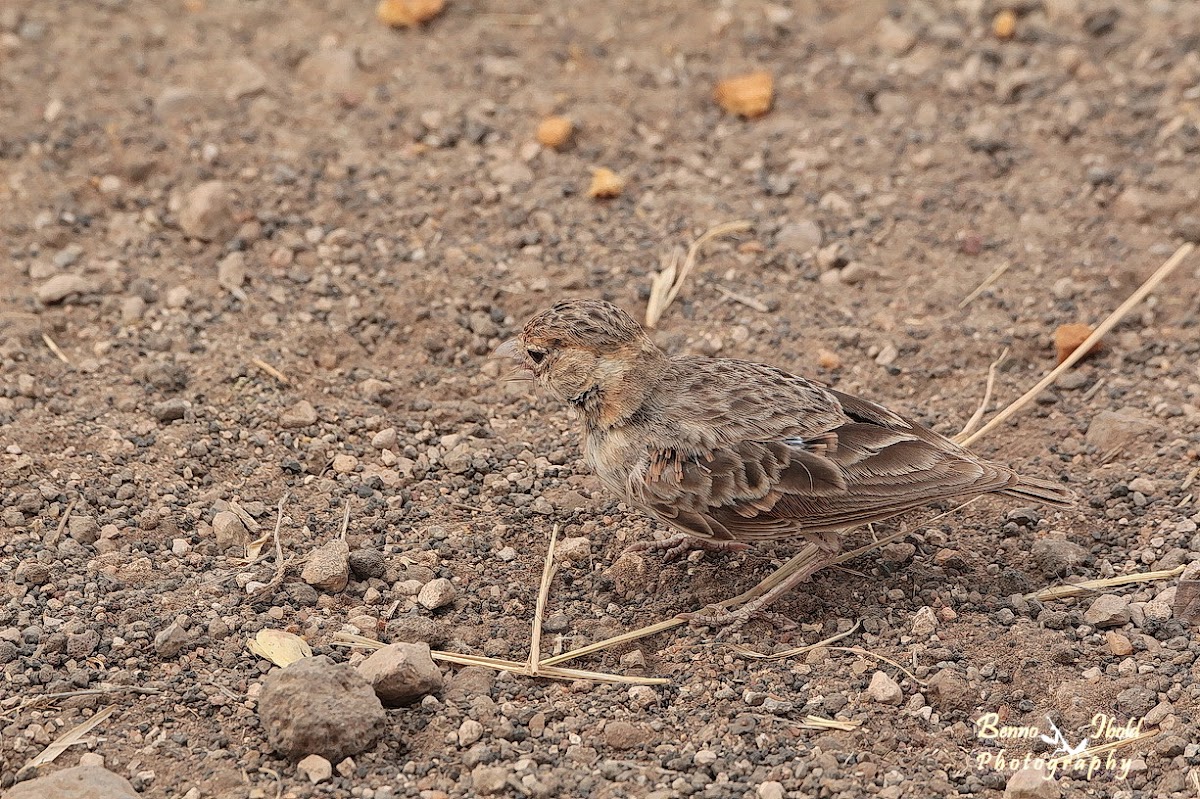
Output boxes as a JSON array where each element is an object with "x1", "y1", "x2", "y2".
[
  {"x1": 679, "y1": 549, "x2": 838, "y2": 637},
  {"x1": 624, "y1": 533, "x2": 750, "y2": 563}
]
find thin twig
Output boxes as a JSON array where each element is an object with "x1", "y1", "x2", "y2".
[
  {"x1": 20, "y1": 705, "x2": 115, "y2": 774},
  {"x1": 530, "y1": 524, "x2": 560, "y2": 676},
  {"x1": 1028, "y1": 564, "x2": 1186, "y2": 602},
  {"x1": 646, "y1": 220, "x2": 753, "y2": 328},
  {"x1": 1181, "y1": 466, "x2": 1199, "y2": 492},
  {"x1": 828, "y1": 645, "x2": 926, "y2": 686},
  {"x1": 46, "y1": 497, "x2": 77, "y2": 547},
  {"x1": 251, "y1": 494, "x2": 290, "y2": 601},
  {"x1": 331, "y1": 632, "x2": 667, "y2": 685},
  {"x1": 42, "y1": 332, "x2": 71, "y2": 364},
  {"x1": 251, "y1": 357, "x2": 290, "y2": 386},
  {"x1": 958, "y1": 261, "x2": 1013, "y2": 308},
  {"x1": 962, "y1": 243, "x2": 1194, "y2": 448},
  {"x1": 339, "y1": 498, "x2": 351, "y2": 542},
  {"x1": 954, "y1": 348, "x2": 1008, "y2": 443},
  {"x1": 713, "y1": 284, "x2": 770, "y2": 312},
  {"x1": 730, "y1": 619, "x2": 862, "y2": 660},
  {"x1": 1081, "y1": 377, "x2": 1107, "y2": 402},
  {"x1": 19, "y1": 686, "x2": 161, "y2": 710}
]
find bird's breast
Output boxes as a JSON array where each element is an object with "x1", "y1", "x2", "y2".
[{"x1": 584, "y1": 426, "x2": 646, "y2": 502}]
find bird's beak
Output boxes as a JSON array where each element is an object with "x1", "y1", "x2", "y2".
[
  {"x1": 492, "y1": 338, "x2": 523, "y2": 362},
  {"x1": 492, "y1": 338, "x2": 534, "y2": 382}
]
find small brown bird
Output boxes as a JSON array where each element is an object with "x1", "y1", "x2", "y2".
[{"x1": 495, "y1": 299, "x2": 1071, "y2": 629}]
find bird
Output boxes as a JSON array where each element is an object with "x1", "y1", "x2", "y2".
[{"x1": 494, "y1": 298, "x2": 1072, "y2": 631}]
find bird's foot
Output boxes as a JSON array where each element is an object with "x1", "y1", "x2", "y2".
[
  {"x1": 677, "y1": 603, "x2": 798, "y2": 639},
  {"x1": 624, "y1": 534, "x2": 749, "y2": 563}
]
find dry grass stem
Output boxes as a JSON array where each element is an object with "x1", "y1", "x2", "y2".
[
  {"x1": 1181, "y1": 466, "x2": 1199, "y2": 492},
  {"x1": 228, "y1": 499, "x2": 263, "y2": 533},
  {"x1": 953, "y1": 348, "x2": 1008, "y2": 443},
  {"x1": 731, "y1": 620, "x2": 862, "y2": 660},
  {"x1": 41, "y1": 332, "x2": 71, "y2": 364},
  {"x1": 339, "y1": 498, "x2": 351, "y2": 541},
  {"x1": 250, "y1": 494, "x2": 291, "y2": 601},
  {"x1": 1029, "y1": 564, "x2": 1187, "y2": 602},
  {"x1": 1081, "y1": 377, "x2": 1107, "y2": 402},
  {"x1": 713, "y1": 284, "x2": 770, "y2": 312},
  {"x1": 829, "y1": 646, "x2": 925, "y2": 686},
  {"x1": 251, "y1": 357, "x2": 291, "y2": 385},
  {"x1": 530, "y1": 524, "x2": 560, "y2": 675},
  {"x1": 46, "y1": 497, "x2": 77, "y2": 547},
  {"x1": 957, "y1": 261, "x2": 1013, "y2": 308},
  {"x1": 645, "y1": 220, "x2": 753, "y2": 328},
  {"x1": 18, "y1": 686, "x2": 160, "y2": 711},
  {"x1": 962, "y1": 242, "x2": 1194, "y2": 448},
  {"x1": 332, "y1": 633, "x2": 667, "y2": 685},
  {"x1": 798, "y1": 716, "x2": 860, "y2": 731},
  {"x1": 539, "y1": 618, "x2": 685, "y2": 667},
  {"x1": 21, "y1": 705, "x2": 115, "y2": 773}
]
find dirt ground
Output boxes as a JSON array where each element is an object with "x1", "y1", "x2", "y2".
[{"x1": 2, "y1": 0, "x2": 1200, "y2": 797}]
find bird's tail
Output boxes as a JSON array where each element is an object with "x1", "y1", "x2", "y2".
[{"x1": 1000, "y1": 476, "x2": 1075, "y2": 507}]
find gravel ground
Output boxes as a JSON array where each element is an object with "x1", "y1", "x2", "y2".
[{"x1": 2, "y1": 1, "x2": 1199, "y2": 797}]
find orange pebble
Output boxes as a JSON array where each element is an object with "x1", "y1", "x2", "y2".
[
  {"x1": 1054, "y1": 322, "x2": 1101, "y2": 364},
  {"x1": 714, "y1": 71, "x2": 774, "y2": 118}
]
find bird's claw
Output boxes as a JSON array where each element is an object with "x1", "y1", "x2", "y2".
[
  {"x1": 677, "y1": 604, "x2": 798, "y2": 639},
  {"x1": 624, "y1": 534, "x2": 749, "y2": 564}
]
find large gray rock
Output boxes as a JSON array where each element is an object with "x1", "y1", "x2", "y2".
[
  {"x1": 258, "y1": 656, "x2": 386, "y2": 761},
  {"x1": 6, "y1": 765, "x2": 138, "y2": 799}
]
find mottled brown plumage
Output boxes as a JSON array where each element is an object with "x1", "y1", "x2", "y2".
[{"x1": 496, "y1": 299, "x2": 1072, "y2": 628}]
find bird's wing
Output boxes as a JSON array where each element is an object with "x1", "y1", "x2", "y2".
[{"x1": 635, "y1": 362, "x2": 1018, "y2": 543}]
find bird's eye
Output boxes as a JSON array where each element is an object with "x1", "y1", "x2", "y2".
[{"x1": 527, "y1": 349, "x2": 546, "y2": 365}]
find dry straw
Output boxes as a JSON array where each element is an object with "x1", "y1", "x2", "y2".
[{"x1": 645, "y1": 220, "x2": 753, "y2": 328}]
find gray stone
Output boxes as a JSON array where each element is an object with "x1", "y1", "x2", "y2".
[
  {"x1": 357, "y1": 642, "x2": 443, "y2": 706},
  {"x1": 297, "y1": 754, "x2": 332, "y2": 784},
  {"x1": 68, "y1": 515, "x2": 100, "y2": 545},
  {"x1": 154, "y1": 621, "x2": 191, "y2": 658},
  {"x1": 35, "y1": 274, "x2": 94, "y2": 304},
  {"x1": 776, "y1": 220, "x2": 823, "y2": 254},
  {"x1": 151, "y1": 398, "x2": 189, "y2": 422},
  {"x1": 258, "y1": 656, "x2": 387, "y2": 761},
  {"x1": 926, "y1": 668, "x2": 972, "y2": 712},
  {"x1": 6, "y1": 765, "x2": 138, "y2": 799},
  {"x1": 418, "y1": 577, "x2": 456, "y2": 610},
  {"x1": 212, "y1": 510, "x2": 249, "y2": 553},
  {"x1": 178, "y1": 180, "x2": 235, "y2": 242},
  {"x1": 302, "y1": 539, "x2": 350, "y2": 592},
  {"x1": 1031, "y1": 537, "x2": 1090, "y2": 576},
  {"x1": 280, "y1": 400, "x2": 319, "y2": 428},
  {"x1": 1083, "y1": 594, "x2": 1130, "y2": 628},
  {"x1": 867, "y1": 670, "x2": 902, "y2": 704},
  {"x1": 1004, "y1": 765, "x2": 1060, "y2": 799},
  {"x1": 1085, "y1": 410, "x2": 1159, "y2": 452},
  {"x1": 348, "y1": 548, "x2": 386, "y2": 580}
]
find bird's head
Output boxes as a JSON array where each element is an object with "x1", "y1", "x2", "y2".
[{"x1": 494, "y1": 299, "x2": 666, "y2": 426}]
